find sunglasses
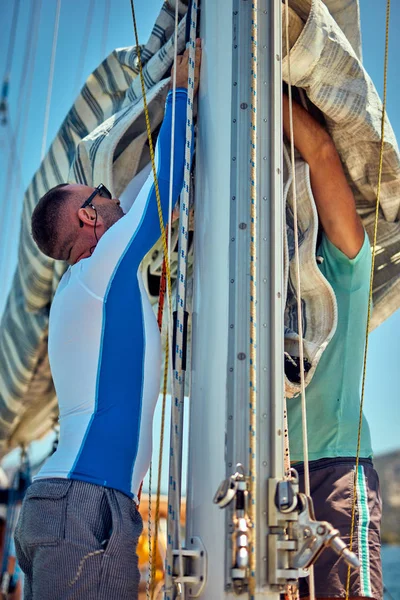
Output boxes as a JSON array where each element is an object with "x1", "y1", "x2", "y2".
[{"x1": 79, "y1": 184, "x2": 112, "y2": 228}]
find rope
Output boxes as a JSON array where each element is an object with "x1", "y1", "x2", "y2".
[
  {"x1": 345, "y1": 1, "x2": 391, "y2": 596},
  {"x1": 156, "y1": 3, "x2": 179, "y2": 590},
  {"x1": 149, "y1": 259, "x2": 169, "y2": 598},
  {"x1": 248, "y1": 1, "x2": 258, "y2": 596},
  {"x1": 12, "y1": 0, "x2": 41, "y2": 168},
  {"x1": 0, "y1": 0, "x2": 21, "y2": 123},
  {"x1": 0, "y1": 0, "x2": 42, "y2": 306},
  {"x1": 161, "y1": 15, "x2": 180, "y2": 592},
  {"x1": 151, "y1": 358, "x2": 168, "y2": 598},
  {"x1": 164, "y1": 3, "x2": 197, "y2": 598},
  {"x1": 146, "y1": 461, "x2": 153, "y2": 600},
  {"x1": 3, "y1": 0, "x2": 21, "y2": 78},
  {"x1": 4, "y1": 0, "x2": 41, "y2": 192},
  {"x1": 166, "y1": 5, "x2": 197, "y2": 600},
  {"x1": 129, "y1": 0, "x2": 173, "y2": 304},
  {"x1": 74, "y1": 0, "x2": 96, "y2": 96},
  {"x1": 151, "y1": 382, "x2": 168, "y2": 598},
  {"x1": 0, "y1": 0, "x2": 39, "y2": 243},
  {"x1": 100, "y1": 0, "x2": 111, "y2": 59},
  {"x1": 129, "y1": 1, "x2": 175, "y2": 595},
  {"x1": 41, "y1": 0, "x2": 62, "y2": 161},
  {"x1": 0, "y1": 118, "x2": 25, "y2": 304},
  {"x1": 284, "y1": 1, "x2": 314, "y2": 597}
]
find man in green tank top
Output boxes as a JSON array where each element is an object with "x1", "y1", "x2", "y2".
[{"x1": 283, "y1": 94, "x2": 382, "y2": 600}]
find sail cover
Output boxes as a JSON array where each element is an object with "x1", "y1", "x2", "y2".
[{"x1": 0, "y1": 0, "x2": 399, "y2": 452}]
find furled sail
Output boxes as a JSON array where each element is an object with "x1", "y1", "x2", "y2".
[{"x1": 0, "y1": 0, "x2": 399, "y2": 452}]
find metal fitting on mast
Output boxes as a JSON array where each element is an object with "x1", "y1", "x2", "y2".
[
  {"x1": 269, "y1": 473, "x2": 360, "y2": 588},
  {"x1": 214, "y1": 464, "x2": 253, "y2": 594},
  {"x1": 215, "y1": 466, "x2": 360, "y2": 594}
]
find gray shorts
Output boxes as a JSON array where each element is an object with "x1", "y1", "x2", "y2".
[
  {"x1": 296, "y1": 457, "x2": 382, "y2": 600},
  {"x1": 14, "y1": 478, "x2": 143, "y2": 600}
]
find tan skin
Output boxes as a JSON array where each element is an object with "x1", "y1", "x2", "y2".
[
  {"x1": 53, "y1": 186, "x2": 122, "y2": 265},
  {"x1": 282, "y1": 94, "x2": 365, "y2": 259},
  {"x1": 56, "y1": 40, "x2": 202, "y2": 267},
  {"x1": 283, "y1": 99, "x2": 374, "y2": 600}
]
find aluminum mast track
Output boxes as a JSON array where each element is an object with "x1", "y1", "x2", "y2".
[{"x1": 165, "y1": 2, "x2": 198, "y2": 599}]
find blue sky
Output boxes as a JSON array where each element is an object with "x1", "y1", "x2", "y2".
[{"x1": 0, "y1": 0, "x2": 398, "y2": 459}]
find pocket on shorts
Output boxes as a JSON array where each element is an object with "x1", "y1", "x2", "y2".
[
  {"x1": 130, "y1": 502, "x2": 143, "y2": 540},
  {"x1": 19, "y1": 480, "x2": 72, "y2": 546}
]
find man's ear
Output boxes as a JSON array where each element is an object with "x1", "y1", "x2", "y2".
[{"x1": 78, "y1": 207, "x2": 96, "y2": 227}]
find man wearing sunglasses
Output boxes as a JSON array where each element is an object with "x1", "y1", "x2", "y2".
[{"x1": 14, "y1": 41, "x2": 201, "y2": 600}]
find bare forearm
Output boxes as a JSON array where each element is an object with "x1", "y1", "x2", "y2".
[
  {"x1": 282, "y1": 93, "x2": 331, "y2": 164},
  {"x1": 282, "y1": 93, "x2": 364, "y2": 258}
]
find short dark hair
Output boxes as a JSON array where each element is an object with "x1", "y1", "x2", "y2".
[{"x1": 31, "y1": 183, "x2": 72, "y2": 258}]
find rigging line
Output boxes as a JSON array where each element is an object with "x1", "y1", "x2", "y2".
[
  {"x1": 383, "y1": 584, "x2": 396, "y2": 600},
  {"x1": 7, "y1": 0, "x2": 42, "y2": 201},
  {"x1": 100, "y1": 0, "x2": 111, "y2": 60},
  {"x1": 1, "y1": 0, "x2": 38, "y2": 219},
  {"x1": 165, "y1": 1, "x2": 189, "y2": 598},
  {"x1": 129, "y1": 0, "x2": 172, "y2": 311},
  {"x1": 167, "y1": 0, "x2": 179, "y2": 359},
  {"x1": 147, "y1": 261, "x2": 169, "y2": 596},
  {"x1": 151, "y1": 259, "x2": 169, "y2": 598},
  {"x1": 0, "y1": 0, "x2": 40, "y2": 302},
  {"x1": 284, "y1": 1, "x2": 315, "y2": 599},
  {"x1": 249, "y1": 0, "x2": 258, "y2": 596},
  {"x1": 166, "y1": 3, "x2": 198, "y2": 599},
  {"x1": 41, "y1": 0, "x2": 61, "y2": 161},
  {"x1": 129, "y1": 0, "x2": 176, "y2": 594},
  {"x1": 0, "y1": 121, "x2": 22, "y2": 214},
  {"x1": 146, "y1": 460, "x2": 153, "y2": 600},
  {"x1": 74, "y1": 0, "x2": 96, "y2": 97},
  {"x1": 151, "y1": 385, "x2": 167, "y2": 597},
  {"x1": 0, "y1": 0, "x2": 20, "y2": 124},
  {"x1": 0, "y1": 120, "x2": 24, "y2": 227},
  {"x1": 153, "y1": 23, "x2": 180, "y2": 593},
  {"x1": 345, "y1": 1, "x2": 391, "y2": 597},
  {"x1": 1, "y1": 0, "x2": 21, "y2": 91},
  {"x1": 154, "y1": 16, "x2": 180, "y2": 586},
  {"x1": 0, "y1": 124, "x2": 24, "y2": 307},
  {"x1": 1, "y1": 0, "x2": 42, "y2": 302}
]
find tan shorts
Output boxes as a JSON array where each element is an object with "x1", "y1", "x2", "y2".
[{"x1": 295, "y1": 457, "x2": 382, "y2": 599}]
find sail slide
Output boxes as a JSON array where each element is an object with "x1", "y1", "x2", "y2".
[{"x1": 0, "y1": 0, "x2": 399, "y2": 453}]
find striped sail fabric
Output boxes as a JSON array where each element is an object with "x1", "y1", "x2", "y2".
[{"x1": 0, "y1": 0, "x2": 399, "y2": 447}]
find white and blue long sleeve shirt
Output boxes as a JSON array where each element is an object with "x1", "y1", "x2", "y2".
[{"x1": 34, "y1": 89, "x2": 188, "y2": 502}]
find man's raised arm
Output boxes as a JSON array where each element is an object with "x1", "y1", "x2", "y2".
[{"x1": 282, "y1": 94, "x2": 365, "y2": 258}]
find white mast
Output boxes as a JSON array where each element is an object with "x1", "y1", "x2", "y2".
[
  {"x1": 182, "y1": 1, "x2": 360, "y2": 596},
  {"x1": 185, "y1": 0, "x2": 234, "y2": 593},
  {"x1": 186, "y1": 0, "x2": 285, "y2": 597}
]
